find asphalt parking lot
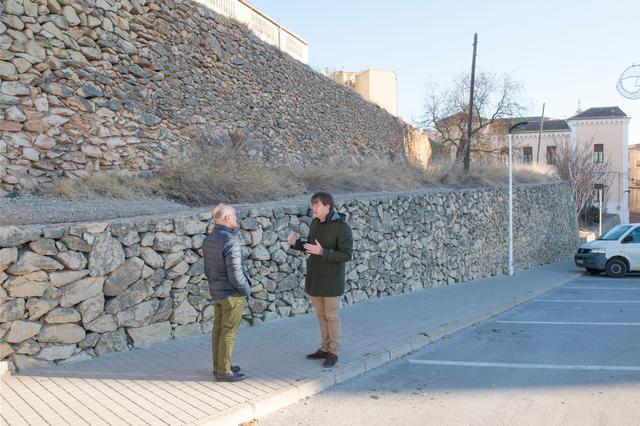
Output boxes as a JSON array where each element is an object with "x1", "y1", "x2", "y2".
[
  {"x1": 403, "y1": 273, "x2": 640, "y2": 425},
  {"x1": 261, "y1": 272, "x2": 640, "y2": 425},
  {"x1": 410, "y1": 273, "x2": 640, "y2": 369}
]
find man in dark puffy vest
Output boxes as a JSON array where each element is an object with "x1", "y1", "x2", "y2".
[
  {"x1": 203, "y1": 203, "x2": 251, "y2": 382},
  {"x1": 288, "y1": 192, "x2": 353, "y2": 367}
]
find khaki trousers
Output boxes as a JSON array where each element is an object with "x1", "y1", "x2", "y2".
[
  {"x1": 212, "y1": 295, "x2": 245, "y2": 374},
  {"x1": 310, "y1": 296, "x2": 341, "y2": 354}
]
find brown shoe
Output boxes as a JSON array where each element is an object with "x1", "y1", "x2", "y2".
[
  {"x1": 306, "y1": 349, "x2": 329, "y2": 359},
  {"x1": 322, "y1": 353, "x2": 338, "y2": 367}
]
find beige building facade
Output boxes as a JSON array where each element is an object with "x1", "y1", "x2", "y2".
[
  {"x1": 628, "y1": 145, "x2": 640, "y2": 213},
  {"x1": 569, "y1": 108, "x2": 630, "y2": 223},
  {"x1": 323, "y1": 69, "x2": 398, "y2": 116},
  {"x1": 506, "y1": 107, "x2": 630, "y2": 223}
]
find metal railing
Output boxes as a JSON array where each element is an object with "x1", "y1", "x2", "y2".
[{"x1": 194, "y1": 0, "x2": 309, "y2": 64}]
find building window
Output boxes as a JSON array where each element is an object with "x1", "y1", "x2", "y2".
[
  {"x1": 523, "y1": 147, "x2": 532, "y2": 164},
  {"x1": 546, "y1": 146, "x2": 556, "y2": 165},
  {"x1": 594, "y1": 144, "x2": 604, "y2": 163}
]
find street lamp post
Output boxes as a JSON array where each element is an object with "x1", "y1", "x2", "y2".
[
  {"x1": 594, "y1": 183, "x2": 608, "y2": 236},
  {"x1": 508, "y1": 121, "x2": 528, "y2": 276}
]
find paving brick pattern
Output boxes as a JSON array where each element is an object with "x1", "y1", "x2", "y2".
[{"x1": 1, "y1": 262, "x2": 579, "y2": 425}]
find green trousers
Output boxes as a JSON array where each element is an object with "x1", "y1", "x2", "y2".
[{"x1": 212, "y1": 295, "x2": 245, "y2": 374}]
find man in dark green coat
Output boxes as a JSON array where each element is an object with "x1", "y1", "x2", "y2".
[{"x1": 288, "y1": 192, "x2": 353, "y2": 367}]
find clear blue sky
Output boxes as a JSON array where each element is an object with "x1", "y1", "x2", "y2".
[{"x1": 251, "y1": 0, "x2": 640, "y2": 143}]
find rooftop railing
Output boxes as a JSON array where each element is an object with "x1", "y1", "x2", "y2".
[{"x1": 194, "y1": 0, "x2": 309, "y2": 64}]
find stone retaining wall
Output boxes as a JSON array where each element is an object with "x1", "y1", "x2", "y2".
[
  {"x1": 0, "y1": 0, "x2": 429, "y2": 195},
  {"x1": 0, "y1": 183, "x2": 578, "y2": 371}
]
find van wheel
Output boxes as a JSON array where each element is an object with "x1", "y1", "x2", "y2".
[
  {"x1": 586, "y1": 268, "x2": 602, "y2": 275},
  {"x1": 605, "y1": 259, "x2": 627, "y2": 278}
]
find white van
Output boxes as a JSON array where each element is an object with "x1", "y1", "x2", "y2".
[{"x1": 574, "y1": 223, "x2": 640, "y2": 277}]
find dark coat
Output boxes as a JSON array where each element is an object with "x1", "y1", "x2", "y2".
[
  {"x1": 291, "y1": 210, "x2": 353, "y2": 297},
  {"x1": 202, "y1": 224, "x2": 252, "y2": 300}
]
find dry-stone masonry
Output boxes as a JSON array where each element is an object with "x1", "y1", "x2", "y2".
[
  {"x1": 0, "y1": 183, "x2": 577, "y2": 371},
  {"x1": 0, "y1": 0, "x2": 430, "y2": 195}
]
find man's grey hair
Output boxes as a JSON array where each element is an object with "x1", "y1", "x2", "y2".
[{"x1": 213, "y1": 203, "x2": 236, "y2": 223}]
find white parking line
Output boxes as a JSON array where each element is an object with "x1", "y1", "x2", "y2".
[
  {"x1": 534, "y1": 299, "x2": 640, "y2": 303},
  {"x1": 407, "y1": 359, "x2": 640, "y2": 372},
  {"x1": 496, "y1": 320, "x2": 640, "y2": 326},
  {"x1": 565, "y1": 286, "x2": 640, "y2": 290}
]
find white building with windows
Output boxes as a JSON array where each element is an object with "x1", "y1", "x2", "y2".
[
  {"x1": 195, "y1": 0, "x2": 309, "y2": 63},
  {"x1": 569, "y1": 107, "x2": 629, "y2": 223},
  {"x1": 505, "y1": 118, "x2": 571, "y2": 164},
  {"x1": 507, "y1": 107, "x2": 630, "y2": 222}
]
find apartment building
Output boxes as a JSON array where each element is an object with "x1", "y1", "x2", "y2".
[
  {"x1": 323, "y1": 69, "x2": 399, "y2": 116},
  {"x1": 506, "y1": 107, "x2": 630, "y2": 222}
]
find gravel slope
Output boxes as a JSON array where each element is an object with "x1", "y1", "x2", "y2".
[{"x1": 0, "y1": 195, "x2": 196, "y2": 226}]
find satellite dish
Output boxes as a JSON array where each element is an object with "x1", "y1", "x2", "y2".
[{"x1": 617, "y1": 64, "x2": 640, "y2": 99}]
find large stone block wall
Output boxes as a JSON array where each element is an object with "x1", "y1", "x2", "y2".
[
  {"x1": 0, "y1": 183, "x2": 577, "y2": 371},
  {"x1": 0, "y1": 0, "x2": 429, "y2": 195}
]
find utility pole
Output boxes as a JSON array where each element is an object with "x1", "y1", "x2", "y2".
[
  {"x1": 464, "y1": 33, "x2": 478, "y2": 173},
  {"x1": 535, "y1": 102, "x2": 545, "y2": 163}
]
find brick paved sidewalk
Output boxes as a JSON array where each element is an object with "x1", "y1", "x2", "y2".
[{"x1": 0, "y1": 261, "x2": 581, "y2": 426}]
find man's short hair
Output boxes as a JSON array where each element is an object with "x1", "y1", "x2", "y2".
[
  {"x1": 213, "y1": 203, "x2": 236, "y2": 222},
  {"x1": 311, "y1": 192, "x2": 335, "y2": 210}
]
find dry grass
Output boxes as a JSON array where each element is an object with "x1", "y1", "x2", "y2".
[
  {"x1": 291, "y1": 159, "x2": 430, "y2": 193},
  {"x1": 397, "y1": 160, "x2": 555, "y2": 188},
  {"x1": 44, "y1": 134, "x2": 557, "y2": 205},
  {"x1": 49, "y1": 179, "x2": 90, "y2": 202},
  {"x1": 431, "y1": 160, "x2": 557, "y2": 187},
  {"x1": 155, "y1": 137, "x2": 303, "y2": 205},
  {"x1": 49, "y1": 173, "x2": 161, "y2": 201},
  {"x1": 292, "y1": 158, "x2": 556, "y2": 194},
  {"x1": 514, "y1": 162, "x2": 558, "y2": 183}
]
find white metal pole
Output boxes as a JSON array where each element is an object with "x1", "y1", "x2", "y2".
[
  {"x1": 508, "y1": 132, "x2": 514, "y2": 276},
  {"x1": 599, "y1": 187, "x2": 603, "y2": 236}
]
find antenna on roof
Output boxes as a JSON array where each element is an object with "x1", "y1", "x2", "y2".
[
  {"x1": 617, "y1": 64, "x2": 640, "y2": 99},
  {"x1": 577, "y1": 99, "x2": 582, "y2": 112}
]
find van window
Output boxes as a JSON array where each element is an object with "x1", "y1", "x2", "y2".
[
  {"x1": 599, "y1": 224, "x2": 632, "y2": 241},
  {"x1": 624, "y1": 227, "x2": 640, "y2": 243}
]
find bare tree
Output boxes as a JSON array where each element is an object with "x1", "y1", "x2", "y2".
[
  {"x1": 554, "y1": 139, "x2": 613, "y2": 220},
  {"x1": 419, "y1": 72, "x2": 527, "y2": 167}
]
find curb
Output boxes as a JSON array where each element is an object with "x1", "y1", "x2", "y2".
[{"x1": 195, "y1": 271, "x2": 582, "y2": 426}]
